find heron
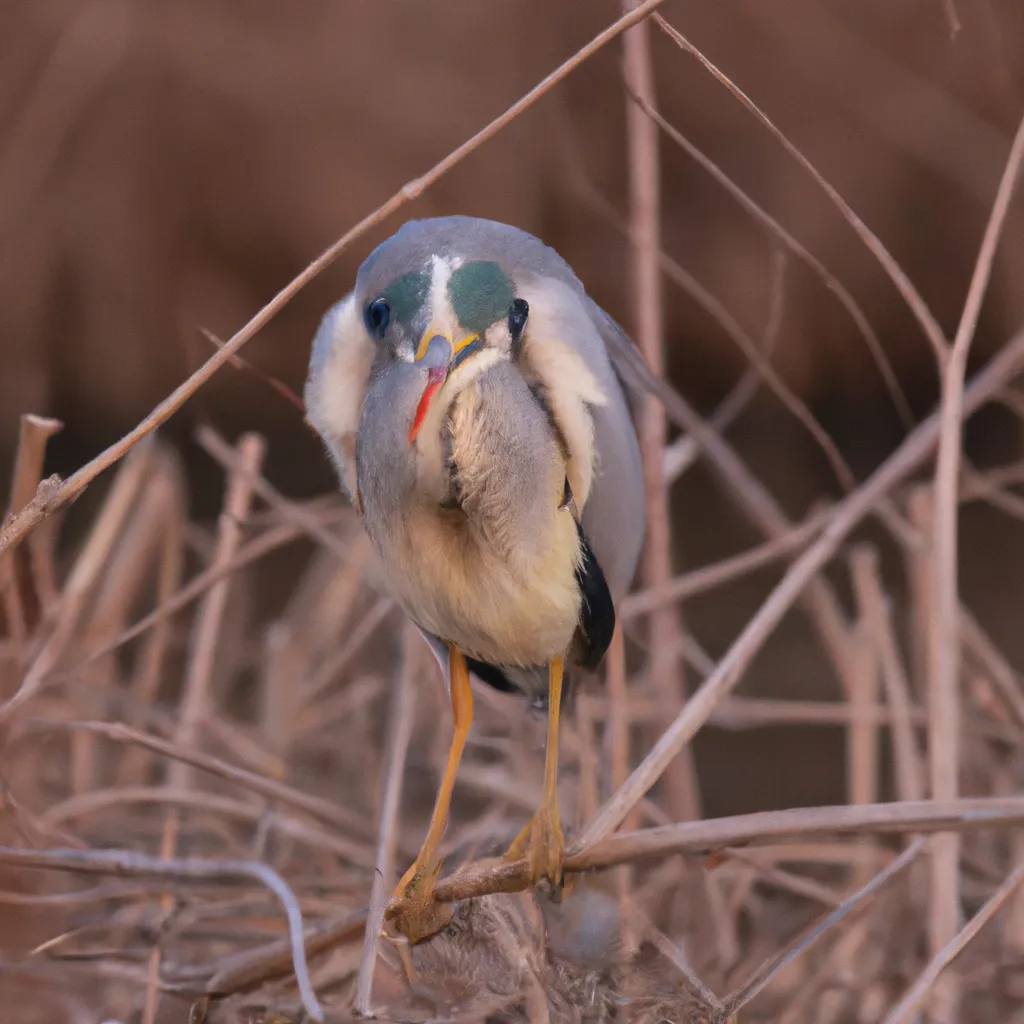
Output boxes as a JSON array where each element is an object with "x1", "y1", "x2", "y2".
[{"x1": 304, "y1": 216, "x2": 646, "y2": 943}]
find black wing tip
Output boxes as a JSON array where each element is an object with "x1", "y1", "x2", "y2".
[
  {"x1": 465, "y1": 657, "x2": 520, "y2": 695},
  {"x1": 572, "y1": 521, "x2": 616, "y2": 672}
]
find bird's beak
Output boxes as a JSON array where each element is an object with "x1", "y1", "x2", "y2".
[{"x1": 408, "y1": 331, "x2": 482, "y2": 444}]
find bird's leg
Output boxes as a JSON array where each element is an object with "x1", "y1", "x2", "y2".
[
  {"x1": 506, "y1": 654, "x2": 566, "y2": 886},
  {"x1": 386, "y1": 644, "x2": 473, "y2": 943}
]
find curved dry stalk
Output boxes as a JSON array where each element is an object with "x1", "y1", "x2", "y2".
[
  {"x1": 0, "y1": 844, "x2": 324, "y2": 1021},
  {"x1": 37, "y1": 785, "x2": 374, "y2": 866},
  {"x1": 24, "y1": 719, "x2": 368, "y2": 837}
]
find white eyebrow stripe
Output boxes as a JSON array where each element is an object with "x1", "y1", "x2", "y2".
[{"x1": 427, "y1": 255, "x2": 457, "y2": 337}]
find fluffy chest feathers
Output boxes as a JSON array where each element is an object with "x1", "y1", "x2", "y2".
[{"x1": 358, "y1": 360, "x2": 584, "y2": 668}]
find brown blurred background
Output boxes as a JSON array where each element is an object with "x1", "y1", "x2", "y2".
[{"x1": 2, "y1": 0, "x2": 1024, "y2": 818}]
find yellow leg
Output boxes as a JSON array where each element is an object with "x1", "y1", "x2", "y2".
[
  {"x1": 506, "y1": 654, "x2": 566, "y2": 886},
  {"x1": 386, "y1": 644, "x2": 473, "y2": 943}
]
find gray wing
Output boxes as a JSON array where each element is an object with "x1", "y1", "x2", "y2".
[
  {"x1": 571, "y1": 299, "x2": 647, "y2": 604},
  {"x1": 587, "y1": 298, "x2": 695, "y2": 441}
]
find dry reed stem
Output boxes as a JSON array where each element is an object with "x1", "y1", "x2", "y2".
[
  {"x1": 72, "y1": 449, "x2": 184, "y2": 792},
  {"x1": 174, "y1": 433, "x2": 265, "y2": 774},
  {"x1": 117, "y1": 451, "x2": 186, "y2": 783},
  {"x1": 76, "y1": 511, "x2": 347, "y2": 678},
  {"x1": 0, "y1": 844, "x2": 323, "y2": 1020},
  {"x1": 576, "y1": 324, "x2": 1024, "y2": 848},
  {"x1": 653, "y1": 13, "x2": 949, "y2": 366},
  {"x1": 960, "y1": 609, "x2": 1024, "y2": 730},
  {"x1": 646, "y1": 228, "x2": 857, "y2": 494},
  {"x1": 604, "y1": 623, "x2": 635, "y2": 936},
  {"x1": 632, "y1": 98, "x2": 912, "y2": 429},
  {"x1": 845, "y1": 551, "x2": 882, "y2": 891},
  {"x1": 851, "y1": 547, "x2": 925, "y2": 805},
  {"x1": 0, "y1": 441, "x2": 155, "y2": 726},
  {"x1": 355, "y1": 621, "x2": 418, "y2": 1015},
  {"x1": 883, "y1": 859, "x2": 1024, "y2": 1024},
  {"x1": 722, "y1": 839, "x2": 926, "y2": 1017},
  {"x1": 27, "y1": 720, "x2": 369, "y2": 837},
  {"x1": 621, "y1": 0, "x2": 699, "y2": 826},
  {"x1": 0, "y1": 415, "x2": 62, "y2": 642},
  {"x1": 925, "y1": 106, "x2": 1024, "y2": 1019},
  {"x1": 0, "y1": 0, "x2": 672, "y2": 564},
  {"x1": 197, "y1": 425, "x2": 345, "y2": 560},
  {"x1": 422, "y1": 797, "x2": 1024, "y2": 906},
  {"x1": 620, "y1": 502, "x2": 828, "y2": 620},
  {"x1": 146, "y1": 433, "x2": 265, "y2": 1024},
  {"x1": 567, "y1": 161, "x2": 788, "y2": 488},
  {"x1": 600, "y1": 248, "x2": 867, "y2": 761}
]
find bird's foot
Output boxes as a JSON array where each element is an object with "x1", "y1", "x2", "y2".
[
  {"x1": 385, "y1": 857, "x2": 453, "y2": 944},
  {"x1": 505, "y1": 797, "x2": 565, "y2": 887}
]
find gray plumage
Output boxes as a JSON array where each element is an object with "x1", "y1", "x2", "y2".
[{"x1": 305, "y1": 216, "x2": 646, "y2": 706}]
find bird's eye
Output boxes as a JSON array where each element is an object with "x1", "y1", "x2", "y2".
[
  {"x1": 364, "y1": 297, "x2": 391, "y2": 338},
  {"x1": 508, "y1": 298, "x2": 529, "y2": 344}
]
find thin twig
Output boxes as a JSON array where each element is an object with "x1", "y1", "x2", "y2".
[
  {"x1": 25, "y1": 719, "x2": 369, "y2": 837},
  {"x1": 883, "y1": 859, "x2": 1024, "y2": 1024},
  {"x1": 632, "y1": 96, "x2": 913, "y2": 429},
  {"x1": 722, "y1": 839, "x2": 925, "y2": 1016},
  {"x1": 0, "y1": 845, "x2": 324, "y2": 1021},
  {"x1": 850, "y1": 548, "x2": 925, "y2": 804},
  {"x1": 0, "y1": 442, "x2": 155, "y2": 725},
  {"x1": 621, "y1": 511, "x2": 827, "y2": 621},
  {"x1": 195, "y1": 424, "x2": 347, "y2": 559},
  {"x1": 622, "y1": 0, "x2": 699, "y2": 824},
  {"x1": 0, "y1": 415, "x2": 63, "y2": 641},
  {"x1": 653, "y1": 13, "x2": 950, "y2": 366},
  {"x1": 355, "y1": 622, "x2": 418, "y2": 1015},
  {"x1": 925, "y1": 106, "x2": 1024, "y2": 1017},
  {"x1": 146, "y1": 433, "x2": 264, "y2": 1024}
]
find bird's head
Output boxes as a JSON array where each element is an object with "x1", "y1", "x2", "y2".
[
  {"x1": 351, "y1": 241, "x2": 531, "y2": 446},
  {"x1": 304, "y1": 216, "x2": 599, "y2": 510}
]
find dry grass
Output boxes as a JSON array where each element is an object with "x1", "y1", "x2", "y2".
[{"x1": 2, "y1": 3, "x2": 1024, "y2": 1023}]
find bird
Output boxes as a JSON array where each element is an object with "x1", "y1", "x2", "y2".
[{"x1": 304, "y1": 215, "x2": 646, "y2": 943}]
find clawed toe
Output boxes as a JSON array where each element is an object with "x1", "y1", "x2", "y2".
[{"x1": 386, "y1": 859, "x2": 453, "y2": 944}]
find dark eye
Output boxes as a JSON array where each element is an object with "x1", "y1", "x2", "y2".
[
  {"x1": 364, "y1": 297, "x2": 391, "y2": 338},
  {"x1": 508, "y1": 298, "x2": 529, "y2": 344}
]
